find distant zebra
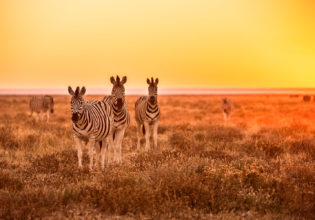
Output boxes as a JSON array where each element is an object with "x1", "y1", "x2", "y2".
[
  {"x1": 221, "y1": 98, "x2": 233, "y2": 122},
  {"x1": 100, "y1": 75, "x2": 130, "y2": 164},
  {"x1": 29, "y1": 95, "x2": 54, "y2": 122},
  {"x1": 68, "y1": 86, "x2": 114, "y2": 170},
  {"x1": 135, "y1": 77, "x2": 160, "y2": 151}
]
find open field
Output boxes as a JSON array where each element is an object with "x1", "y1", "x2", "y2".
[{"x1": 0, "y1": 94, "x2": 314, "y2": 219}]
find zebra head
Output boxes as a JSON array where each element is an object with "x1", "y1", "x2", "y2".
[
  {"x1": 222, "y1": 98, "x2": 229, "y2": 104},
  {"x1": 147, "y1": 77, "x2": 159, "y2": 105},
  {"x1": 68, "y1": 86, "x2": 86, "y2": 123},
  {"x1": 110, "y1": 75, "x2": 127, "y2": 110}
]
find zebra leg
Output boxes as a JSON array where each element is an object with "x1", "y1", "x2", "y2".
[
  {"x1": 115, "y1": 128, "x2": 125, "y2": 163},
  {"x1": 144, "y1": 121, "x2": 150, "y2": 152},
  {"x1": 36, "y1": 113, "x2": 39, "y2": 122},
  {"x1": 74, "y1": 136, "x2": 83, "y2": 169},
  {"x1": 40, "y1": 112, "x2": 44, "y2": 121},
  {"x1": 29, "y1": 110, "x2": 33, "y2": 117},
  {"x1": 87, "y1": 139, "x2": 96, "y2": 170},
  {"x1": 153, "y1": 121, "x2": 159, "y2": 149},
  {"x1": 136, "y1": 123, "x2": 142, "y2": 151},
  {"x1": 46, "y1": 111, "x2": 50, "y2": 122},
  {"x1": 100, "y1": 140, "x2": 107, "y2": 170},
  {"x1": 107, "y1": 131, "x2": 115, "y2": 165}
]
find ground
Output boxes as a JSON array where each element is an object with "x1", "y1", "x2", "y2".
[{"x1": 0, "y1": 94, "x2": 314, "y2": 219}]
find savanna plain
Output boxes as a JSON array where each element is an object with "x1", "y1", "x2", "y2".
[{"x1": 0, "y1": 95, "x2": 314, "y2": 219}]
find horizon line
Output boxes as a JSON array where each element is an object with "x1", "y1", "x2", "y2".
[{"x1": 1, "y1": 88, "x2": 315, "y2": 95}]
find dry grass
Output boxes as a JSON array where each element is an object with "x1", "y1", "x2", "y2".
[{"x1": 0, "y1": 95, "x2": 314, "y2": 219}]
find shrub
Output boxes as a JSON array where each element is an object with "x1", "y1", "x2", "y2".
[
  {"x1": 0, "y1": 172, "x2": 23, "y2": 191},
  {"x1": 0, "y1": 125, "x2": 19, "y2": 150}
]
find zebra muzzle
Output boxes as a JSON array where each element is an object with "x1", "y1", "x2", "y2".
[
  {"x1": 72, "y1": 113, "x2": 79, "y2": 122},
  {"x1": 116, "y1": 98, "x2": 123, "y2": 109}
]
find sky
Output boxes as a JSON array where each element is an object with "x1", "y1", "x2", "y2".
[{"x1": 0, "y1": 0, "x2": 315, "y2": 90}]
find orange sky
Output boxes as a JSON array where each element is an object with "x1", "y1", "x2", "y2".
[{"x1": 0, "y1": 0, "x2": 315, "y2": 90}]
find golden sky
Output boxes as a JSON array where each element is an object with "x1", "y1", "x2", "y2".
[{"x1": 1, "y1": 0, "x2": 315, "y2": 89}]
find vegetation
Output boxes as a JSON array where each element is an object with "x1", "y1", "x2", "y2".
[{"x1": 0, "y1": 95, "x2": 314, "y2": 219}]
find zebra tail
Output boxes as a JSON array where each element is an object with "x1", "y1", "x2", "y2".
[
  {"x1": 99, "y1": 141, "x2": 102, "y2": 150},
  {"x1": 142, "y1": 125, "x2": 145, "y2": 135}
]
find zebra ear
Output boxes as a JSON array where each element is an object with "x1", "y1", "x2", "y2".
[
  {"x1": 68, "y1": 86, "x2": 75, "y2": 96},
  {"x1": 155, "y1": 78, "x2": 159, "y2": 85},
  {"x1": 116, "y1": 75, "x2": 120, "y2": 84},
  {"x1": 110, "y1": 76, "x2": 116, "y2": 85},
  {"x1": 121, "y1": 76, "x2": 127, "y2": 84},
  {"x1": 79, "y1": 87, "x2": 86, "y2": 96},
  {"x1": 147, "y1": 78, "x2": 151, "y2": 85},
  {"x1": 74, "y1": 87, "x2": 80, "y2": 96}
]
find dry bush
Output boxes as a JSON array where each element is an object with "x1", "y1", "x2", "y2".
[
  {"x1": 0, "y1": 172, "x2": 23, "y2": 191},
  {"x1": 289, "y1": 139, "x2": 315, "y2": 159},
  {"x1": 204, "y1": 126, "x2": 244, "y2": 143},
  {"x1": 0, "y1": 125, "x2": 19, "y2": 150}
]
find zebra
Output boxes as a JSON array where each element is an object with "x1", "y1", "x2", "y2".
[
  {"x1": 100, "y1": 75, "x2": 130, "y2": 164},
  {"x1": 29, "y1": 95, "x2": 54, "y2": 122},
  {"x1": 221, "y1": 98, "x2": 233, "y2": 123},
  {"x1": 68, "y1": 86, "x2": 114, "y2": 170},
  {"x1": 135, "y1": 77, "x2": 160, "y2": 151}
]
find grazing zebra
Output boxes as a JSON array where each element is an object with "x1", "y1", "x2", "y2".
[
  {"x1": 221, "y1": 98, "x2": 233, "y2": 122},
  {"x1": 100, "y1": 75, "x2": 130, "y2": 164},
  {"x1": 29, "y1": 95, "x2": 54, "y2": 122},
  {"x1": 68, "y1": 86, "x2": 114, "y2": 170},
  {"x1": 135, "y1": 77, "x2": 160, "y2": 151}
]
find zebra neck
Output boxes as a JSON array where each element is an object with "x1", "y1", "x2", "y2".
[
  {"x1": 74, "y1": 111, "x2": 87, "y2": 128},
  {"x1": 147, "y1": 102, "x2": 158, "y2": 111},
  {"x1": 111, "y1": 98, "x2": 125, "y2": 113}
]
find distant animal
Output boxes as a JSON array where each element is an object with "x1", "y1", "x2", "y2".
[
  {"x1": 289, "y1": 95, "x2": 299, "y2": 98},
  {"x1": 68, "y1": 86, "x2": 114, "y2": 170},
  {"x1": 303, "y1": 95, "x2": 311, "y2": 102},
  {"x1": 100, "y1": 75, "x2": 130, "y2": 164},
  {"x1": 135, "y1": 77, "x2": 160, "y2": 151},
  {"x1": 29, "y1": 95, "x2": 54, "y2": 122},
  {"x1": 221, "y1": 98, "x2": 233, "y2": 122}
]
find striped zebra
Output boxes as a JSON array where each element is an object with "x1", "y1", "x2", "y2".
[
  {"x1": 100, "y1": 75, "x2": 130, "y2": 164},
  {"x1": 135, "y1": 77, "x2": 160, "y2": 151},
  {"x1": 29, "y1": 95, "x2": 54, "y2": 122},
  {"x1": 68, "y1": 86, "x2": 114, "y2": 170},
  {"x1": 221, "y1": 98, "x2": 233, "y2": 123}
]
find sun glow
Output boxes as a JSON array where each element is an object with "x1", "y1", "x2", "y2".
[{"x1": 1, "y1": 0, "x2": 315, "y2": 90}]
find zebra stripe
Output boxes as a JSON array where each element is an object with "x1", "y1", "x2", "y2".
[
  {"x1": 103, "y1": 95, "x2": 130, "y2": 129},
  {"x1": 135, "y1": 96, "x2": 160, "y2": 123},
  {"x1": 72, "y1": 101, "x2": 112, "y2": 141}
]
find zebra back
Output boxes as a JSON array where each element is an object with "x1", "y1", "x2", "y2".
[{"x1": 30, "y1": 96, "x2": 54, "y2": 113}]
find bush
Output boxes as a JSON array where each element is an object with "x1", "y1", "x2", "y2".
[{"x1": 0, "y1": 125, "x2": 19, "y2": 150}]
